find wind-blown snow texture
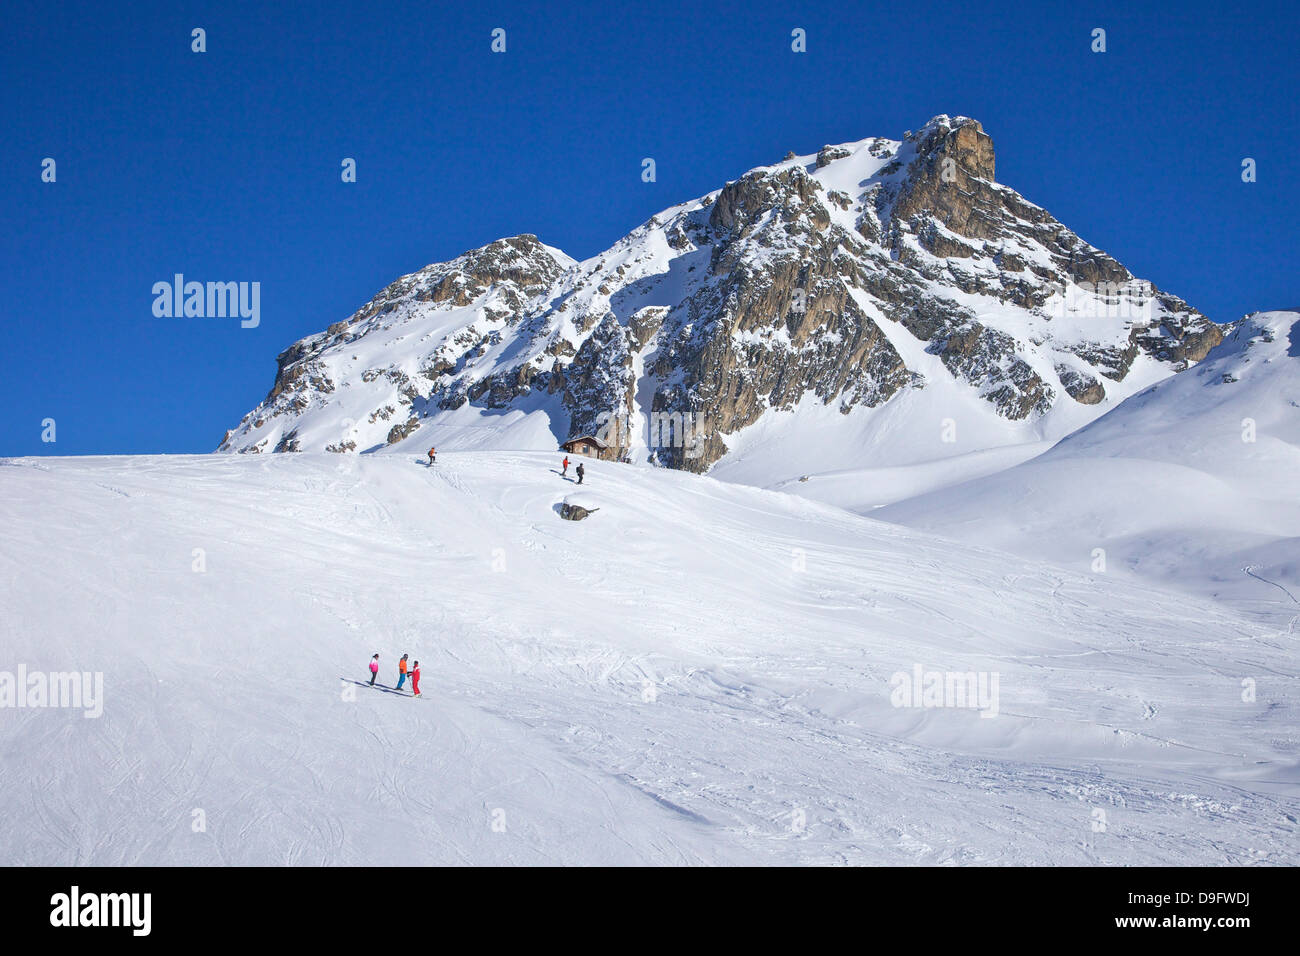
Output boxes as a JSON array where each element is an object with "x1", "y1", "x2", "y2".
[{"x1": 2, "y1": 447, "x2": 1296, "y2": 864}]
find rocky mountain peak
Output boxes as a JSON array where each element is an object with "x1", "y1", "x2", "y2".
[{"x1": 220, "y1": 117, "x2": 1224, "y2": 476}]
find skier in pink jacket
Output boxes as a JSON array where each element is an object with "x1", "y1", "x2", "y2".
[{"x1": 368, "y1": 653, "x2": 380, "y2": 686}]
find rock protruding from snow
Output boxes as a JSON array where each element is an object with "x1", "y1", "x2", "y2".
[{"x1": 560, "y1": 493, "x2": 602, "y2": 521}]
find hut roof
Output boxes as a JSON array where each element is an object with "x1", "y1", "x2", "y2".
[{"x1": 561, "y1": 435, "x2": 609, "y2": 450}]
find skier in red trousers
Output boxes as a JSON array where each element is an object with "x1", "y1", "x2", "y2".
[{"x1": 410, "y1": 661, "x2": 421, "y2": 697}]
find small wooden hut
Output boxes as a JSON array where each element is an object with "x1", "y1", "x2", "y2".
[{"x1": 560, "y1": 435, "x2": 612, "y2": 460}]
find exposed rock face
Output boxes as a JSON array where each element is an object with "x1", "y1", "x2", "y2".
[
  {"x1": 386, "y1": 415, "x2": 420, "y2": 445},
  {"x1": 629, "y1": 306, "x2": 667, "y2": 348},
  {"x1": 1055, "y1": 365, "x2": 1106, "y2": 405},
  {"x1": 931, "y1": 324, "x2": 1054, "y2": 418},
  {"x1": 646, "y1": 171, "x2": 912, "y2": 469},
  {"x1": 816, "y1": 145, "x2": 851, "y2": 169},
  {"x1": 273, "y1": 430, "x2": 301, "y2": 453},
  {"x1": 890, "y1": 119, "x2": 998, "y2": 238},
  {"x1": 560, "y1": 313, "x2": 635, "y2": 448},
  {"x1": 220, "y1": 116, "x2": 1221, "y2": 473}
]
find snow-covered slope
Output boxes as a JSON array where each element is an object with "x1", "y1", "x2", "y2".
[
  {"x1": 220, "y1": 116, "x2": 1220, "y2": 488},
  {"x1": 878, "y1": 311, "x2": 1300, "y2": 625},
  {"x1": 2, "y1": 451, "x2": 1295, "y2": 864}
]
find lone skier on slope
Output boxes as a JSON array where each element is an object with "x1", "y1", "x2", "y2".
[
  {"x1": 576, "y1": 462, "x2": 585, "y2": 484},
  {"x1": 410, "y1": 661, "x2": 421, "y2": 698},
  {"x1": 395, "y1": 654, "x2": 409, "y2": 691},
  {"x1": 427, "y1": 446, "x2": 436, "y2": 466},
  {"x1": 561, "y1": 455, "x2": 569, "y2": 477},
  {"x1": 368, "y1": 653, "x2": 380, "y2": 686}
]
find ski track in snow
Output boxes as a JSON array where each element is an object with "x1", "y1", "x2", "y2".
[{"x1": 0, "y1": 451, "x2": 1296, "y2": 865}]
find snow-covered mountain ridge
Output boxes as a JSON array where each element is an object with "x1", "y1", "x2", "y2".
[
  {"x1": 877, "y1": 310, "x2": 1300, "y2": 625},
  {"x1": 219, "y1": 116, "x2": 1222, "y2": 475}
]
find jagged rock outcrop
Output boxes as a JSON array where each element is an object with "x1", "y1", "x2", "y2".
[
  {"x1": 1055, "y1": 365, "x2": 1106, "y2": 405},
  {"x1": 386, "y1": 415, "x2": 420, "y2": 445}
]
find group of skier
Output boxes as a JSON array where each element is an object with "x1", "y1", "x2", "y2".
[
  {"x1": 425, "y1": 443, "x2": 596, "y2": 486},
  {"x1": 427, "y1": 445, "x2": 590, "y2": 484},
  {"x1": 367, "y1": 652, "x2": 420, "y2": 697},
  {"x1": 560, "y1": 456, "x2": 585, "y2": 483}
]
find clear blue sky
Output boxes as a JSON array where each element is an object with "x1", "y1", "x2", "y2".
[{"x1": 2, "y1": 0, "x2": 1295, "y2": 455}]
